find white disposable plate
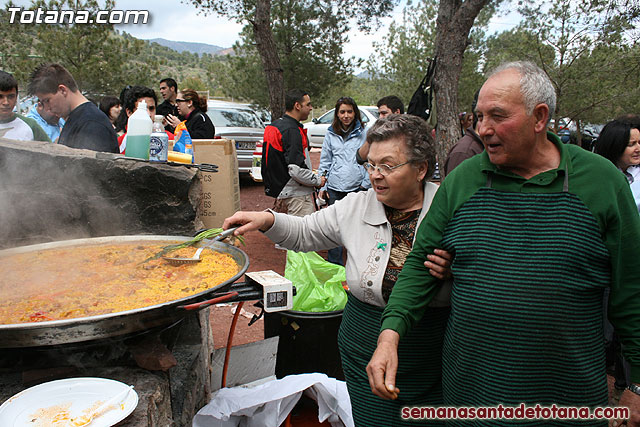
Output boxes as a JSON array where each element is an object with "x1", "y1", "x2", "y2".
[{"x1": 0, "y1": 377, "x2": 138, "y2": 427}]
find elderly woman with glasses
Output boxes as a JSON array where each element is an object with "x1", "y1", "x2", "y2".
[
  {"x1": 223, "y1": 114, "x2": 452, "y2": 426},
  {"x1": 166, "y1": 88, "x2": 215, "y2": 139}
]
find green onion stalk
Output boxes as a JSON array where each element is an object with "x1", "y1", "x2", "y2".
[{"x1": 142, "y1": 228, "x2": 245, "y2": 263}]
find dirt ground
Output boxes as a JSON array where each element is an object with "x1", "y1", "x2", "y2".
[{"x1": 210, "y1": 149, "x2": 322, "y2": 350}]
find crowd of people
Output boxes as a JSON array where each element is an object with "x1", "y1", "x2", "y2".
[
  {"x1": 2, "y1": 59, "x2": 640, "y2": 426},
  {"x1": 230, "y1": 61, "x2": 640, "y2": 426},
  {"x1": 0, "y1": 63, "x2": 215, "y2": 154}
]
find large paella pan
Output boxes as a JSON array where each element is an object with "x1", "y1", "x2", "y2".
[{"x1": 0, "y1": 235, "x2": 249, "y2": 348}]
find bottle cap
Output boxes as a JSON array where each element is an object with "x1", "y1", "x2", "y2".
[{"x1": 154, "y1": 115, "x2": 164, "y2": 122}]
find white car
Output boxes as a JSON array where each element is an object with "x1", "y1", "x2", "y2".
[
  {"x1": 206, "y1": 100, "x2": 265, "y2": 174},
  {"x1": 304, "y1": 106, "x2": 379, "y2": 148}
]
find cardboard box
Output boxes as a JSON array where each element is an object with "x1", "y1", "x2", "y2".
[{"x1": 193, "y1": 139, "x2": 240, "y2": 228}]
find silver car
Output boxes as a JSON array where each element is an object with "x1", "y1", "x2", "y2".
[
  {"x1": 206, "y1": 100, "x2": 265, "y2": 174},
  {"x1": 304, "y1": 106, "x2": 379, "y2": 148}
]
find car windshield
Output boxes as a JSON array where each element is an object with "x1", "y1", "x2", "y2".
[
  {"x1": 207, "y1": 107, "x2": 264, "y2": 128},
  {"x1": 362, "y1": 107, "x2": 379, "y2": 119}
]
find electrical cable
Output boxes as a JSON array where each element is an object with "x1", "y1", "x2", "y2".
[{"x1": 221, "y1": 300, "x2": 245, "y2": 389}]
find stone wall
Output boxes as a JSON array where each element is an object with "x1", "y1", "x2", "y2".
[{"x1": 0, "y1": 139, "x2": 203, "y2": 249}]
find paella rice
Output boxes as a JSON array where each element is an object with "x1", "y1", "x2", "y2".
[{"x1": 0, "y1": 241, "x2": 240, "y2": 324}]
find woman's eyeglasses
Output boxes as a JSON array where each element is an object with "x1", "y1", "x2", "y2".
[
  {"x1": 363, "y1": 161, "x2": 409, "y2": 176},
  {"x1": 175, "y1": 98, "x2": 187, "y2": 103}
]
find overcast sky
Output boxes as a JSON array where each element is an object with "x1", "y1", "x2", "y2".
[
  {"x1": 113, "y1": 0, "x2": 407, "y2": 66},
  {"x1": 4, "y1": 0, "x2": 522, "y2": 71}
]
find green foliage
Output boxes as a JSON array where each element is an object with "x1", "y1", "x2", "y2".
[
  {"x1": 320, "y1": 76, "x2": 386, "y2": 110},
  {"x1": 484, "y1": 0, "x2": 640, "y2": 127},
  {"x1": 365, "y1": 0, "x2": 491, "y2": 113},
  {"x1": 181, "y1": 76, "x2": 208, "y2": 92},
  {"x1": 0, "y1": 0, "x2": 231, "y2": 100},
  {"x1": 0, "y1": 0, "x2": 158, "y2": 96},
  {"x1": 217, "y1": 0, "x2": 357, "y2": 108},
  {"x1": 188, "y1": 0, "x2": 398, "y2": 114},
  {"x1": 188, "y1": 0, "x2": 397, "y2": 33},
  {"x1": 0, "y1": 2, "x2": 41, "y2": 86},
  {"x1": 366, "y1": 0, "x2": 437, "y2": 103}
]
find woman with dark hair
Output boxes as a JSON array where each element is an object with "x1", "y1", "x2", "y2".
[
  {"x1": 166, "y1": 89, "x2": 215, "y2": 139},
  {"x1": 319, "y1": 96, "x2": 370, "y2": 265},
  {"x1": 594, "y1": 118, "x2": 640, "y2": 191},
  {"x1": 594, "y1": 117, "x2": 640, "y2": 407},
  {"x1": 99, "y1": 96, "x2": 121, "y2": 129}
]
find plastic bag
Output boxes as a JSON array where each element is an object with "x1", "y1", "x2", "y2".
[{"x1": 285, "y1": 251, "x2": 347, "y2": 312}]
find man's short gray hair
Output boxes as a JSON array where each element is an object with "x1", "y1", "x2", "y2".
[
  {"x1": 366, "y1": 114, "x2": 436, "y2": 180},
  {"x1": 490, "y1": 61, "x2": 556, "y2": 121}
]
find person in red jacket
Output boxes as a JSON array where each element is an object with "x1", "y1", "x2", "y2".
[{"x1": 261, "y1": 89, "x2": 325, "y2": 216}]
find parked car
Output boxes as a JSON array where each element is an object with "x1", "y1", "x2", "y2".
[
  {"x1": 16, "y1": 96, "x2": 38, "y2": 115},
  {"x1": 241, "y1": 104, "x2": 271, "y2": 125},
  {"x1": 579, "y1": 123, "x2": 604, "y2": 152},
  {"x1": 548, "y1": 118, "x2": 571, "y2": 143},
  {"x1": 206, "y1": 100, "x2": 265, "y2": 174},
  {"x1": 304, "y1": 106, "x2": 379, "y2": 148}
]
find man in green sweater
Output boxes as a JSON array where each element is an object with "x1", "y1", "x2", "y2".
[{"x1": 368, "y1": 61, "x2": 640, "y2": 426}]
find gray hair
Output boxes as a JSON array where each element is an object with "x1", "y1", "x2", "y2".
[
  {"x1": 366, "y1": 114, "x2": 436, "y2": 180},
  {"x1": 489, "y1": 61, "x2": 556, "y2": 122}
]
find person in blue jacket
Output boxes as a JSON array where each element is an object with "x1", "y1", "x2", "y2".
[{"x1": 319, "y1": 96, "x2": 369, "y2": 265}]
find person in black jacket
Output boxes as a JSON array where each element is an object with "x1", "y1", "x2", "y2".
[
  {"x1": 261, "y1": 89, "x2": 325, "y2": 216},
  {"x1": 157, "y1": 77, "x2": 179, "y2": 132},
  {"x1": 166, "y1": 89, "x2": 215, "y2": 139},
  {"x1": 28, "y1": 63, "x2": 118, "y2": 153}
]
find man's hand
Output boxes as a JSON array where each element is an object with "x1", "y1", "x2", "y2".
[
  {"x1": 318, "y1": 175, "x2": 327, "y2": 188},
  {"x1": 425, "y1": 248, "x2": 453, "y2": 280},
  {"x1": 366, "y1": 329, "x2": 401, "y2": 400},
  {"x1": 611, "y1": 388, "x2": 640, "y2": 426},
  {"x1": 223, "y1": 211, "x2": 275, "y2": 235}
]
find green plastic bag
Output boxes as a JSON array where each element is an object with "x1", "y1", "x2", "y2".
[{"x1": 284, "y1": 251, "x2": 347, "y2": 312}]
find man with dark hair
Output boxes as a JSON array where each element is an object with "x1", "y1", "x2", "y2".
[
  {"x1": 25, "y1": 100, "x2": 65, "y2": 143},
  {"x1": 0, "y1": 70, "x2": 50, "y2": 142},
  {"x1": 442, "y1": 90, "x2": 483, "y2": 177},
  {"x1": 158, "y1": 77, "x2": 179, "y2": 132},
  {"x1": 116, "y1": 85, "x2": 172, "y2": 154},
  {"x1": 261, "y1": 89, "x2": 325, "y2": 216},
  {"x1": 28, "y1": 63, "x2": 118, "y2": 153},
  {"x1": 376, "y1": 95, "x2": 404, "y2": 118},
  {"x1": 356, "y1": 95, "x2": 405, "y2": 165}
]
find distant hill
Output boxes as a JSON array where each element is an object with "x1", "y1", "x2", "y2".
[{"x1": 147, "y1": 38, "x2": 227, "y2": 56}]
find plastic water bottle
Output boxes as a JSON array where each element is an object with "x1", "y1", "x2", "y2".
[
  {"x1": 125, "y1": 99, "x2": 152, "y2": 160},
  {"x1": 184, "y1": 132, "x2": 194, "y2": 162},
  {"x1": 149, "y1": 115, "x2": 168, "y2": 162}
]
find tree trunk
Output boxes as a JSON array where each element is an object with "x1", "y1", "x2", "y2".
[
  {"x1": 433, "y1": 0, "x2": 489, "y2": 167},
  {"x1": 252, "y1": 0, "x2": 285, "y2": 120}
]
